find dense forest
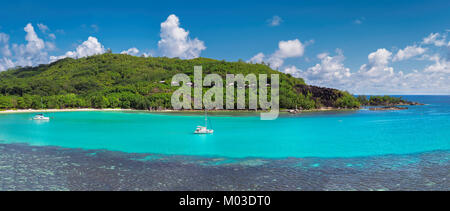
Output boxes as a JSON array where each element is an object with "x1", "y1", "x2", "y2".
[{"x1": 0, "y1": 53, "x2": 362, "y2": 110}]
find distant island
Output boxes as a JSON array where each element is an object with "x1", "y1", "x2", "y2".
[
  {"x1": 356, "y1": 95, "x2": 422, "y2": 106},
  {"x1": 0, "y1": 53, "x2": 419, "y2": 111},
  {"x1": 355, "y1": 95, "x2": 423, "y2": 111}
]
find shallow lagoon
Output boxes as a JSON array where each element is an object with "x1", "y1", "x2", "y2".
[{"x1": 0, "y1": 95, "x2": 449, "y2": 158}]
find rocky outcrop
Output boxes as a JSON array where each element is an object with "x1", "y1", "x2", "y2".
[
  {"x1": 369, "y1": 106, "x2": 408, "y2": 111},
  {"x1": 294, "y1": 84, "x2": 342, "y2": 107}
]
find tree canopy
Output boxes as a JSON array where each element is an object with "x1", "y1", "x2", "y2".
[{"x1": 0, "y1": 53, "x2": 361, "y2": 110}]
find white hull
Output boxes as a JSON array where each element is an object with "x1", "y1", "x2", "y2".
[
  {"x1": 194, "y1": 129, "x2": 214, "y2": 134},
  {"x1": 33, "y1": 115, "x2": 50, "y2": 120},
  {"x1": 33, "y1": 117, "x2": 50, "y2": 120},
  {"x1": 194, "y1": 110, "x2": 214, "y2": 134}
]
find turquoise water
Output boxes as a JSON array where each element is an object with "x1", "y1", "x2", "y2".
[{"x1": 0, "y1": 96, "x2": 449, "y2": 158}]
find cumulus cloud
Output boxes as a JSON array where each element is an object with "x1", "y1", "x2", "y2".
[
  {"x1": 283, "y1": 65, "x2": 302, "y2": 78},
  {"x1": 393, "y1": 45, "x2": 427, "y2": 61},
  {"x1": 274, "y1": 39, "x2": 305, "y2": 58},
  {"x1": 1, "y1": 24, "x2": 51, "y2": 70},
  {"x1": 268, "y1": 16, "x2": 283, "y2": 26},
  {"x1": 314, "y1": 46, "x2": 449, "y2": 94},
  {"x1": 120, "y1": 47, "x2": 140, "y2": 56},
  {"x1": 1, "y1": 23, "x2": 53, "y2": 70},
  {"x1": 424, "y1": 54, "x2": 450, "y2": 74},
  {"x1": 50, "y1": 36, "x2": 105, "y2": 62},
  {"x1": 158, "y1": 14, "x2": 206, "y2": 59},
  {"x1": 358, "y1": 48, "x2": 393, "y2": 78},
  {"x1": 0, "y1": 32, "x2": 11, "y2": 57},
  {"x1": 8, "y1": 23, "x2": 49, "y2": 68},
  {"x1": 299, "y1": 49, "x2": 351, "y2": 88},
  {"x1": 23, "y1": 23, "x2": 45, "y2": 53},
  {"x1": 0, "y1": 57, "x2": 14, "y2": 71},
  {"x1": 249, "y1": 39, "x2": 305, "y2": 69},
  {"x1": 289, "y1": 46, "x2": 450, "y2": 94},
  {"x1": 248, "y1": 52, "x2": 265, "y2": 64},
  {"x1": 423, "y1": 33, "x2": 447, "y2": 47}
]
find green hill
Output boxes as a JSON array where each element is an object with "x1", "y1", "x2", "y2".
[{"x1": 0, "y1": 53, "x2": 360, "y2": 110}]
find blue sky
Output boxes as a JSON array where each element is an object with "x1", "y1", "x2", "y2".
[{"x1": 1, "y1": 0, "x2": 450, "y2": 94}]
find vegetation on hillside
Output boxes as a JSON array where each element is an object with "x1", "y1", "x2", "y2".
[
  {"x1": 0, "y1": 53, "x2": 361, "y2": 110},
  {"x1": 356, "y1": 95, "x2": 415, "y2": 106}
]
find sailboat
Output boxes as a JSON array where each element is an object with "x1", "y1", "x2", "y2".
[
  {"x1": 194, "y1": 110, "x2": 214, "y2": 134},
  {"x1": 33, "y1": 114, "x2": 50, "y2": 120},
  {"x1": 33, "y1": 98, "x2": 50, "y2": 120}
]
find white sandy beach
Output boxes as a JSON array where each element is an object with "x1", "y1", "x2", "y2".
[{"x1": 0, "y1": 108, "x2": 134, "y2": 114}]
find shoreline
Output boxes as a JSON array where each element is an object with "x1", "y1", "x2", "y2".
[
  {"x1": 0, "y1": 108, "x2": 133, "y2": 114},
  {"x1": 0, "y1": 107, "x2": 359, "y2": 114}
]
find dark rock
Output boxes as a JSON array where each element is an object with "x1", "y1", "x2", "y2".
[
  {"x1": 369, "y1": 106, "x2": 408, "y2": 111},
  {"x1": 294, "y1": 85, "x2": 342, "y2": 107}
]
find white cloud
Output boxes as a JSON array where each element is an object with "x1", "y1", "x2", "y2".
[
  {"x1": 291, "y1": 47, "x2": 447, "y2": 94},
  {"x1": 23, "y1": 23, "x2": 45, "y2": 53},
  {"x1": 283, "y1": 65, "x2": 302, "y2": 78},
  {"x1": 269, "y1": 39, "x2": 305, "y2": 69},
  {"x1": 367, "y1": 48, "x2": 392, "y2": 66},
  {"x1": 251, "y1": 31, "x2": 450, "y2": 94},
  {"x1": 9, "y1": 23, "x2": 49, "y2": 68},
  {"x1": 158, "y1": 14, "x2": 206, "y2": 59},
  {"x1": 424, "y1": 54, "x2": 450, "y2": 74},
  {"x1": 121, "y1": 47, "x2": 140, "y2": 56},
  {"x1": 326, "y1": 47, "x2": 450, "y2": 94},
  {"x1": 37, "y1": 23, "x2": 49, "y2": 33},
  {"x1": 0, "y1": 57, "x2": 14, "y2": 71},
  {"x1": 268, "y1": 16, "x2": 282, "y2": 27},
  {"x1": 423, "y1": 33, "x2": 447, "y2": 47},
  {"x1": 248, "y1": 52, "x2": 265, "y2": 64},
  {"x1": 249, "y1": 39, "x2": 305, "y2": 69},
  {"x1": 300, "y1": 49, "x2": 351, "y2": 88},
  {"x1": 0, "y1": 32, "x2": 11, "y2": 57},
  {"x1": 0, "y1": 24, "x2": 51, "y2": 70},
  {"x1": 274, "y1": 39, "x2": 305, "y2": 58},
  {"x1": 393, "y1": 45, "x2": 427, "y2": 61},
  {"x1": 355, "y1": 48, "x2": 394, "y2": 86},
  {"x1": 50, "y1": 36, "x2": 105, "y2": 62}
]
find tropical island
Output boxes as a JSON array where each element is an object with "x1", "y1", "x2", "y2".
[{"x1": 0, "y1": 53, "x2": 418, "y2": 111}]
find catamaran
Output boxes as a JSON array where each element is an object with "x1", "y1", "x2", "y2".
[
  {"x1": 33, "y1": 114, "x2": 50, "y2": 120},
  {"x1": 32, "y1": 98, "x2": 50, "y2": 120},
  {"x1": 194, "y1": 110, "x2": 214, "y2": 134}
]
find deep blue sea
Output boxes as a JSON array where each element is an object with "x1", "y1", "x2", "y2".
[{"x1": 0, "y1": 95, "x2": 449, "y2": 158}]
